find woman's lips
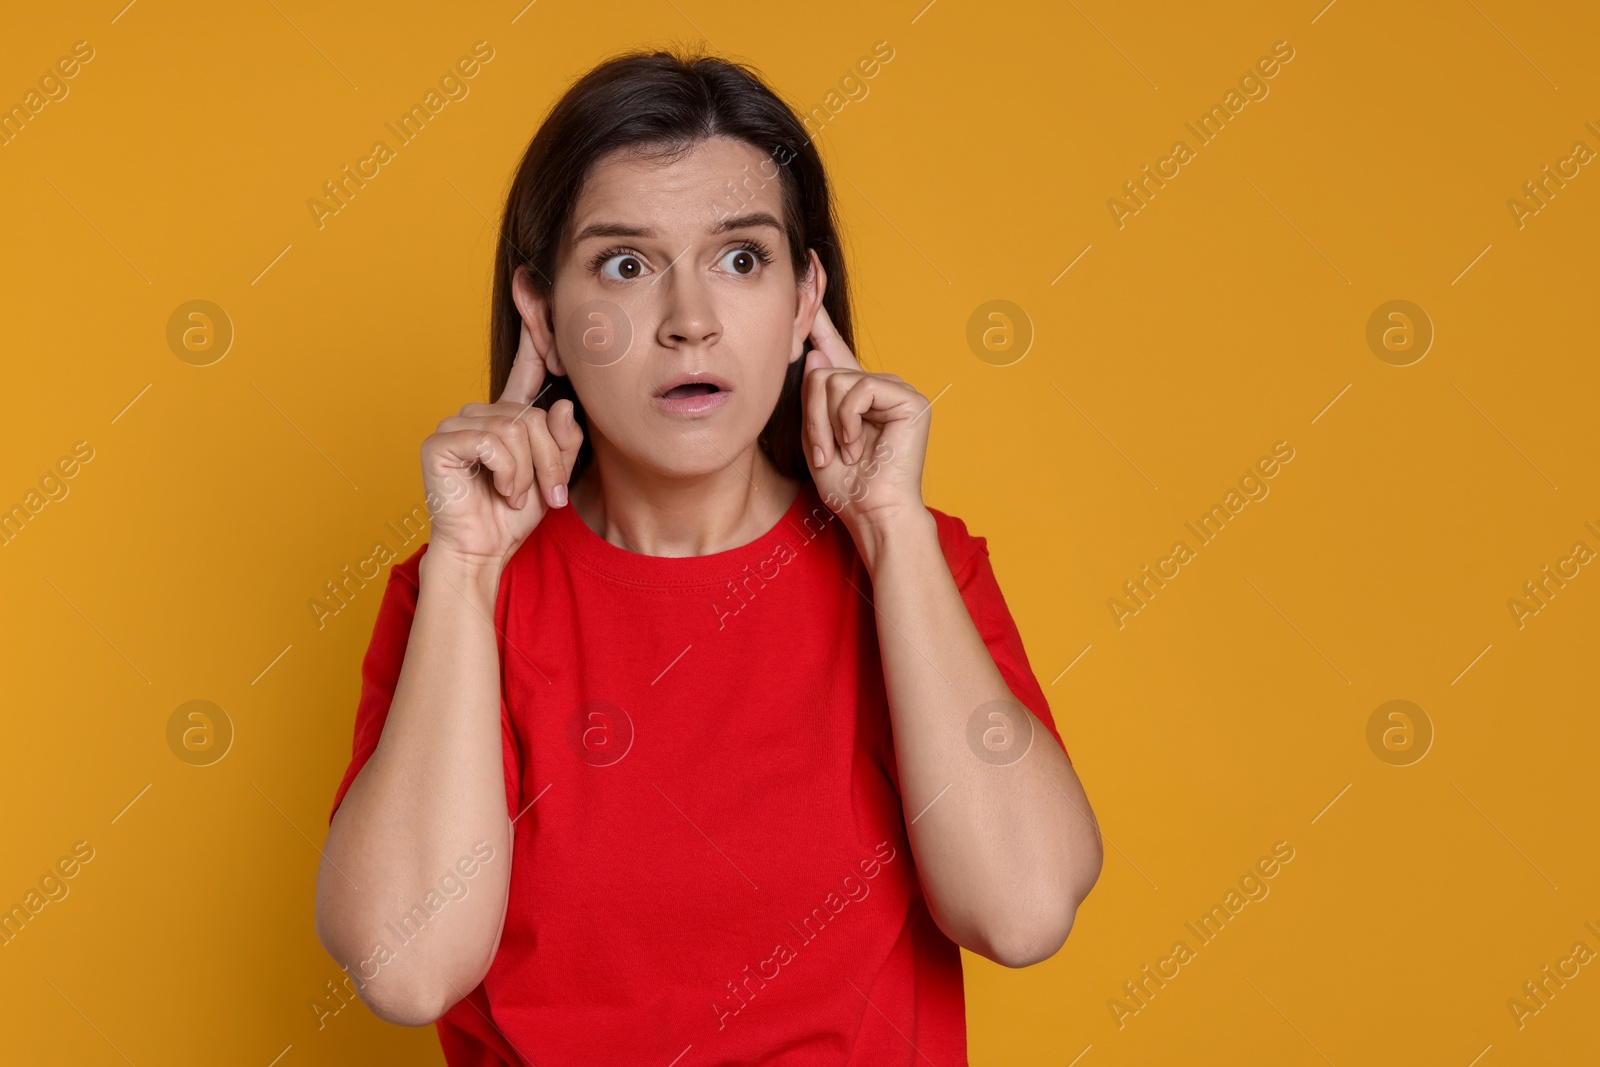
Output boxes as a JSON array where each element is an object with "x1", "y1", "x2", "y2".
[{"x1": 653, "y1": 384, "x2": 730, "y2": 416}]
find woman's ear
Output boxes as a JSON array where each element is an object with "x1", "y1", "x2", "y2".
[
  {"x1": 511, "y1": 266, "x2": 568, "y2": 377},
  {"x1": 791, "y1": 248, "x2": 828, "y2": 364}
]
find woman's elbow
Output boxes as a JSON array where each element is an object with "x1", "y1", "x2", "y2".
[
  {"x1": 314, "y1": 902, "x2": 455, "y2": 1027},
  {"x1": 993, "y1": 850, "x2": 1104, "y2": 969},
  {"x1": 357, "y1": 978, "x2": 455, "y2": 1027},
  {"x1": 993, "y1": 919, "x2": 1069, "y2": 969},
  {"x1": 315, "y1": 931, "x2": 459, "y2": 1027},
  {"x1": 1073, "y1": 824, "x2": 1106, "y2": 903}
]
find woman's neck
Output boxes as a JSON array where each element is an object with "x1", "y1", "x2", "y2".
[{"x1": 569, "y1": 449, "x2": 802, "y2": 559}]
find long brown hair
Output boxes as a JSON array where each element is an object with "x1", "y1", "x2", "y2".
[{"x1": 488, "y1": 47, "x2": 856, "y2": 491}]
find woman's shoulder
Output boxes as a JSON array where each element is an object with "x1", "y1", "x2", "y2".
[
  {"x1": 381, "y1": 542, "x2": 428, "y2": 593},
  {"x1": 921, "y1": 502, "x2": 990, "y2": 579}
]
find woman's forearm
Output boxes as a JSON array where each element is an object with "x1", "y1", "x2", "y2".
[
  {"x1": 314, "y1": 550, "x2": 514, "y2": 1025},
  {"x1": 859, "y1": 508, "x2": 1103, "y2": 968}
]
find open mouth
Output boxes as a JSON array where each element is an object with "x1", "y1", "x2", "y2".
[{"x1": 661, "y1": 383, "x2": 722, "y2": 399}]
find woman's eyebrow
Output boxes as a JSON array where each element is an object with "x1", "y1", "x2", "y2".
[
  {"x1": 572, "y1": 220, "x2": 651, "y2": 244},
  {"x1": 571, "y1": 211, "x2": 782, "y2": 246},
  {"x1": 711, "y1": 211, "x2": 782, "y2": 236}
]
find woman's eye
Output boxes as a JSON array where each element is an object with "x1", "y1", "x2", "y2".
[
  {"x1": 600, "y1": 253, "x2": 646, "y2": 281},
  {"x1": 719, "y1": 247, "x2": 763, "y2": 276}
]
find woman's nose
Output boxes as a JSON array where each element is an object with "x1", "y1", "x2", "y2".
[{"x1": 654, "y1": 257, "x2": 721, "y2": 348}]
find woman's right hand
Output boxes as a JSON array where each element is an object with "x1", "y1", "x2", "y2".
[{"x1": 421, "y1": 321, "x2": 584, "y2": 573}]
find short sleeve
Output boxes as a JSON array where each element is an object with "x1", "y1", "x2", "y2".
[
  {"x1": 936, "y1": 511, "x2": 1069, "y2": 761},
  {"x1": 327, "y1": 542, "x2": 522, "y2": 825}
]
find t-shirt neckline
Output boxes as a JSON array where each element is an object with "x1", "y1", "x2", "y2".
[{"x1": 545, "y1": 478, "x2": 821, "y2": 588}]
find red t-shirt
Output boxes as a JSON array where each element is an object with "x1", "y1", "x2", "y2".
[{"x1": 328, "y1": 477, "x2": 1066, "y2": 1066}]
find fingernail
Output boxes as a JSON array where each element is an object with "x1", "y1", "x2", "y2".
[
  {"x1": 513, "y1": 490, "x2": 528, "y2": 509},
  {"x1": 553, "y1": 483, "x2": 568, "y2": 507},
  {"x1": 813, "y1": 445, "x2": 825, "y2": 468}
]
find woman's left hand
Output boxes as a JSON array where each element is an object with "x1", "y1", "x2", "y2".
[{"x1": 801, "y1": 302, "x2": 931, "y2": 536}]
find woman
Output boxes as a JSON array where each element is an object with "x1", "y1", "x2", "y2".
[{"x1": 315, "y1": 46, "x2": 1102, "y2": 1066}]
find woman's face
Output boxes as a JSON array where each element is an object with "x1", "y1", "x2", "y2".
[{"x1": 521, "y1": 135, "x2": 822, "y2": 482}]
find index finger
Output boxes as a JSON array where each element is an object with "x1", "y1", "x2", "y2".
[
  {"x1": 807, "y1": 303, "x2": 862, "y2": 373},
  {"x1": 497, "y1": 319, "x2": 547, "y2": 408}
]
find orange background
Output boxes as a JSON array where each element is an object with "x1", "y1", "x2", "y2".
[{"x1": 2, "y1": 1, "x2": 1597, "y2": 1063}]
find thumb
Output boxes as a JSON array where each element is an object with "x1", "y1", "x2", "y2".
[{"x1": 549, "y1": 398, "x2": 584, "y2": 464}]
